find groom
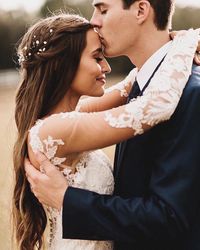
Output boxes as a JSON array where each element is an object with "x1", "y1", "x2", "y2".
[{"x1": 25, "y1": 1, "x2": 200, "y2": 249}]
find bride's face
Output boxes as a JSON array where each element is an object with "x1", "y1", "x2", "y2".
[{"x1": 71, "y1": 29, "x2": 111, "y2": 97}]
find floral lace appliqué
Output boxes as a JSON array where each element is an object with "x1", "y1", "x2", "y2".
[
  {"x1": 105, "y1": 67, "x2": 138, "y2": 97},
  {"x1": 29, "y1": 119, "x2": 66, "y2": 165}
]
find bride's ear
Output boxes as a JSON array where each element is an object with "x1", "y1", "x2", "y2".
[{"x1": 135, "y1": 0, "x2": 151, "y2": 25}]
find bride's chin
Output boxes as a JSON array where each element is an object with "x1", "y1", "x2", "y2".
[{"x1": 93, "y1": 88, "x2": 105, "y2": 97}]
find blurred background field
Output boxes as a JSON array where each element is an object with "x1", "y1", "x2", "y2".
[
  {"x1": 0, "y1": 0, "x2": 200, "y2": 249},
  {"x1": 0, "y1": 84, "x2": 17, "y2": 250}
]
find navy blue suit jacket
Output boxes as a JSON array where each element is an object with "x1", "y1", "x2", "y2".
[{"x1": 62, "y1": 65, "x2": 200, "y2": 250}]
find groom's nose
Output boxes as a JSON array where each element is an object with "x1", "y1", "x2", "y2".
[{"x1": 90, "y1": 12, "x2": 102, "y2": 28}]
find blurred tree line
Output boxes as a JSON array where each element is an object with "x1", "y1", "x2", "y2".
[{"x1": 0, "y1": 0, "x2": 199, "y2": 74}]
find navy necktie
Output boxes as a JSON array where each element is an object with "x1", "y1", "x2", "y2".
[
  {"x1": 116, "y1": 80, "x2": 141, "y2": 165},
  {"x1": 116, "y1": 55, "x2": 167, "y2": 174},
  {"x1": 127, "y1": 80, "x2": 141, "y2": 103}
]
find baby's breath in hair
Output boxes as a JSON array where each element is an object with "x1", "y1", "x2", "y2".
[{"x1": 18, "y1": 28, "x2": 53, "y2": 65}]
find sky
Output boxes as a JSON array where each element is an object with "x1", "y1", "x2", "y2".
[{"x1": 0, "y1": 0, "x2": 199, "y2": 12}]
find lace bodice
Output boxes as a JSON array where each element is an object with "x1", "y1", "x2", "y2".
[
  {"x1": 30, "y1": 119, "x2": 114, "y2": 250},
  {"x1": 49, "y1": 151, "x2": 114, "y2": 250},
  {"x1": 29, "y1": 120, "x2": 114, "y2": 249}
]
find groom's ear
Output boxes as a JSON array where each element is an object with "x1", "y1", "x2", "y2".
[{"x1": 135, "y1": 0, "x2": 151, "y2": 25}]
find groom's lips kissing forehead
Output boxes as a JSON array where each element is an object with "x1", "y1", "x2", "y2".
[
  {"x1": 93, "y1": 28, "x2": 106, "y2": 48},
  {"x1": 96, "y1": 31, "x2": 105, "y2": 43},
  {"x1": 100, "y1": 37, "x2": 106, "y2": 51}
]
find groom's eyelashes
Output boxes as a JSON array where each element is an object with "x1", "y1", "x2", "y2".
[
  {"x1": 100, "y1": 9, "x2": 107, "y2": 14},
  {"x1": 98, "y1": 6, "x2": 108, "y2": 15}
]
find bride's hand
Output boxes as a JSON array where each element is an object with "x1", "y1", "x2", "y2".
[{"x1": 170, "y1": 29, "x2": 200, "y2": 65}]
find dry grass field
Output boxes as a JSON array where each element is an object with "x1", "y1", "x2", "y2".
[
  {"x1": 0, "y1": 81, "x2": 117, "y2": 249},
  {"x1": 0, "y1": 86, "x2": 17, "y2": 250}
]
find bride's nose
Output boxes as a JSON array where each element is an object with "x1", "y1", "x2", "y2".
[{"x1": 101, "y1": 58, "x2": 111, "y2": 74}]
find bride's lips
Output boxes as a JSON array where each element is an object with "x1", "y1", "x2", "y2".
[{"x1": 96, "y1": 76, "x2": 106, "y2": 84}]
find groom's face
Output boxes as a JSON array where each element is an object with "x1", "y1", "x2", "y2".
[{"x1": 91, "y1": 0, "x2": 140, "y2": 58}]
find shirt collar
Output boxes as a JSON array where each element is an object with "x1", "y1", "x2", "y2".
[{"x1": 136, "y1": 41, "x2": 173, "y2": 90}]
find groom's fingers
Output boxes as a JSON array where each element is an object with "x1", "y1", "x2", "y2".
[
  {"x1": 25, "y1": 158, "x2": 39, "y2": 179},
  {"x1": 24, "y1": 158, "x2": 42, "y2": 191},
  {"x1": 35, "y1": 151, "x2": 56, "y2": 176}
]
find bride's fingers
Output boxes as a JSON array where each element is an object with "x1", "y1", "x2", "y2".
[
  {"x1": 169, "y1": 30, "x2": 187, "y2": 40},
  {"x1": 194, "y1": 52, "x2": 200, "y2": 65},
  {"x1": 170, "y1": 29, "x2": 200, "y2": 65},
  {"x1": 169, "y1": 30, "x2": 177, "y2": 40},
  {"x1": 197, "y1": 29, "x2": 200, "y2": 52}
]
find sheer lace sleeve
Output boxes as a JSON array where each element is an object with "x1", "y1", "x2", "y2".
[
  {"x1": 76, "y1": 68, "x2": 137, "y2": 112},
  {"x1": 29, "y1": 29, "x2": 198, "y2": 158},
  {"x1": 105, "y1": 29, "x2": 198, "y2": 134},
  {"x1": 105, "y1": 68, "x2": 138, "y2": 97}
]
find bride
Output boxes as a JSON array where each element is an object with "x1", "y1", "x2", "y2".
[{"x1": 13, "y1": 13, "x2": 199, "y2": 250}]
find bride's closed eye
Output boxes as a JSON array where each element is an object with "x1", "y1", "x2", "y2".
[
  {"x1": 94, "y1": 51, "x2": 104, "y2": 62},
  {"x1": 95, "y1": 57, "x2": 104, "y2": 62}
]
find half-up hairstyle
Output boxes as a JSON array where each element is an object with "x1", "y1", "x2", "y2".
[{"x1": 13, "y1": 13, "x2": 92, "y2": 250}]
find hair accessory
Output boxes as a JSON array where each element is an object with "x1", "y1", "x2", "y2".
[{"x1": 18, "y1": 28, "x2": 53, "y2": 64}]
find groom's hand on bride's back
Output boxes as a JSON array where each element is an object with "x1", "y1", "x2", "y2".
[
  {"x1": 170, "y1": 29, "x2": 200, "y2": 65},
  {"x1": 25, "y1": 152, "x2": 68, "y2": 210}
]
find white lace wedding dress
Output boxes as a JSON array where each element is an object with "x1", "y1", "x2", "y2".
[
  {"x1": 28, "y1": 30, "x2": 198, "y2": 250},
  {"x1": 46, "y1": 149, "x2": 115, "y2": 250}
]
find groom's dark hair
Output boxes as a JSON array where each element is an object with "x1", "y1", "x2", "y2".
[{"x1": 122, "y1": 0, "x2": 174, "y2": 30}]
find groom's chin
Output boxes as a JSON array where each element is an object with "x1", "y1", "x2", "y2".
[
  {"x1": 103, "y1": 47, "x2": 123, "y2": 58},
  {"x1": 103, "y1": 49, "x2": 117, "y2": 58}
]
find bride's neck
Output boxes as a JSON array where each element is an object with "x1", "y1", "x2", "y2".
[{"x1": 48, "y1": 89, "x2": 80, "y2": 115}]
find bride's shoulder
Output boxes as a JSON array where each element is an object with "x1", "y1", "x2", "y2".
[{"x1": 27, "y1": 111, "x2": 82, "y2": 168}]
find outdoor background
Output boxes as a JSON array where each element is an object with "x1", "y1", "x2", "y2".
[{"x1": 0, "y1": 0, "x2": 200, "y2": 249}]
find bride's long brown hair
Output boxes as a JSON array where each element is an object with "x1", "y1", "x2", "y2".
[{"x1": 13, "y1": 13, "x2": 92, "y2": 250}]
